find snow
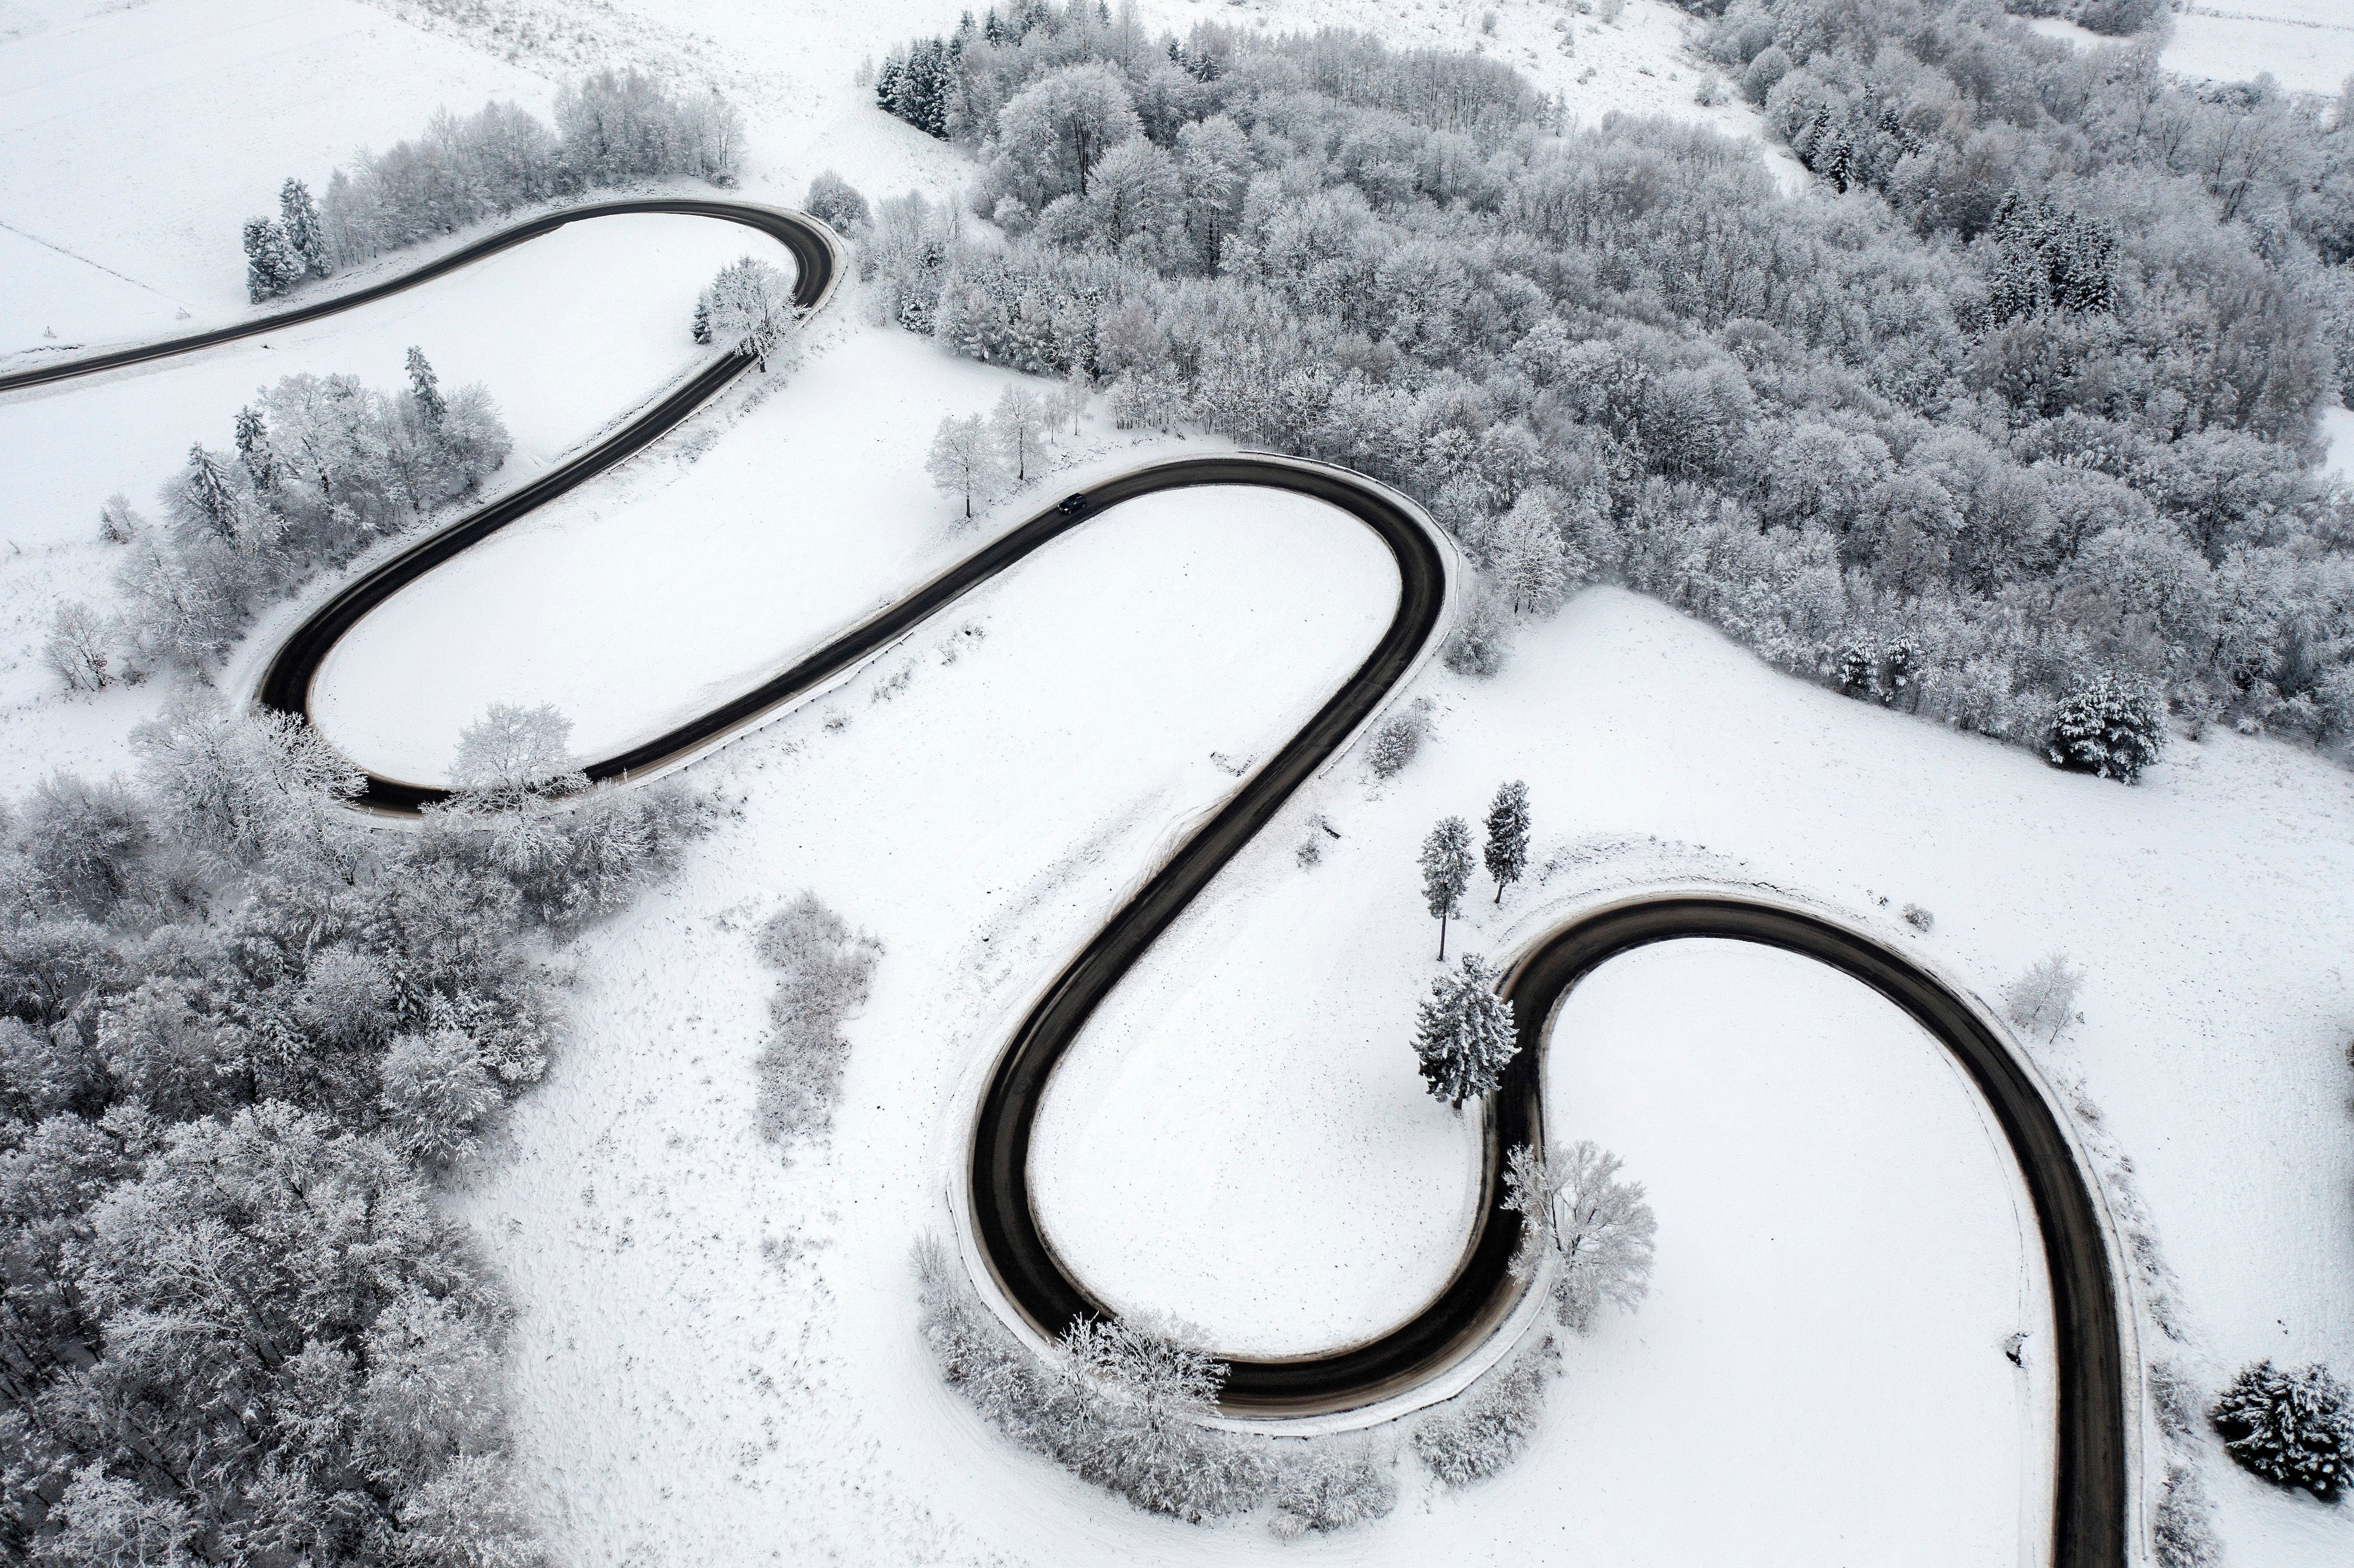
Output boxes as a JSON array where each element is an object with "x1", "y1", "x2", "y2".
[
  {"x1": 309, "y1": 329, "x2": 1068, "y2": 783},
  {"x1": 0, "y1": 0, "x2": 557, "y2": 342},
  {"x1": 0, "y1": 211, "x2": 783, "y2": 792},
  {"x1": 2164, "y1": 1, "x2": 2354, "y2": 96}
]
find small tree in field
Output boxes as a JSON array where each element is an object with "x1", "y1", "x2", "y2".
[
  {"x1": 450, "y1": 701, "x2": 585, "y2": 806},
  {"x1": 1504, "y1": 1140, "x2": 1657, "y2": 1334},
  {"x1": 1483, "y1": 780, "x2": 1529, "y2": 904},
  {"x1": 2003, "y1": 951, "x2": 2084, "y2": 1043},
  {"x1": 699, "y1": 256, "x2": 800, "y2": 369},
  {"x1": 1413, "y1": 953, "x2": 1516, "y2": 1110},
  {"x1": 2045, "y1": 672, "x2": 2165, "y2": 782},
  {"x1": 1419, "y1": 815, "x2": 1474, "y2": 959},
  {"x1": 991, "y1": 385, "x2": 1049, "y2": 482},
  {"x1": 927, "y1": 412, "x2": 1006, "y2": 522},
  {"x1": 2210, "y1": 1360, "x2": 2354, "y2": 1499}
]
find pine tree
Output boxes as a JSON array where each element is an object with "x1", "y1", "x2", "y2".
[
  {"x1": 1412, "y1": 953, "x2": 1516, "y2": 1110},
  {"x1": 691, "y1": 296, "x2": 712, "y2": 345},
  {"x1": 233, "y1": 405, "x2": 275, "y2": 491},
  {"x1": 2045, "y1": 672, "x2": 2165, "y2": 782},
  {"x1": 1419, "y1": 815, "x2": 1475, "y2": 960},
  {"x1": 2211, "y1": 1360, "x2": 2354, "y2": 1499},
  {"x1": 406, "y1": 346, "x2": 446, "y2": 429},
  {"x1": 242, "y1": 217, "x2": 300, "y2": 302},
  {"x1": 1483, "y1": 780, "x2": 1529, "y2": 904},
  {"x1": 279, "y1": 177, "x2": 331, "y2": 277},
  {"x1": 183, "y1": 444, "x2": 244, "y2": 540}
]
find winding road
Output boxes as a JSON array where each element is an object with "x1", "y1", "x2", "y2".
[{"x1": 2, "y1": 200, "x2": 2132, "y2": 1566}]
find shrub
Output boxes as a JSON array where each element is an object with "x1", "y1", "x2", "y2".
[
  {"x1": 2211, "y1": 1360, "x2": 2354, "y2": 1498},
  {"x1": 806, "y1": 168, "x2": 871, "y2": 232},
  {"x1": 1268, "y1": 1443, "x2": 1398, "y2": 1538},
  {"x1": 1411, "y1": 1333, "x2": 1558, "y2": 1488},
  {"x1": 2045, "y1": 673, "x2": 2166, "y2": 782},
  {"x1": 752, "y1": 893, "x2": 880, "y2": 1150},
  {"x1": 1442, "y1": 579, "x2": 1515, "y2": 679},
  {"x1": 1367, "y1": 704, "x2": 1430, "y2": 779}
]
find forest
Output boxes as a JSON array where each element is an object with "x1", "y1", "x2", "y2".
[{"x1": 866, "y1": 0, "x2": 2354, "y2": 773}]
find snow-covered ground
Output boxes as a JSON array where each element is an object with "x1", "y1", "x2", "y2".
[
  {"x1": 308, "y1": 328, "x2": 1060, "y2": 781},
  {"x1": 0, "y1": 0, "x2": 557, "y2": 343},
  {"x1": 2165, "y1": 0, "x2": 2354, "y2": 96},
  {"x1": 0, "y1": 212, "x2": 781, "y2": 790}
]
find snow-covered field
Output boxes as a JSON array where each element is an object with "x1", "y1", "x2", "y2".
[
  {"x1": 2165, "y1": 1, "x2": 2354, "y2": 96},
  {"x1": 5, "y1": 0, "x2": 2353, "y2": 1562}
]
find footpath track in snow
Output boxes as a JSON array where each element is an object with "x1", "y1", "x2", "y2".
[{"x1": 7, "y1": 199, "x2": 2130, "y2": 1567}]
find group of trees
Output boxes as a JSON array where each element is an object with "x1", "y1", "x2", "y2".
[
  {"x1": 862, "y1": 1, "x2": 2354, "y2": 777},
  {"x1": 925, "y1": 382, "x2": 1087, "y2": 520},
  {"x1": 1410, "y1": 782, "x2": 1532, "y2": 1106},
  {"x1": 46, "y1": 350, "x2": 509, "y2": 688},
  {"x1": 0, "y1": 695, "x2": 706, "y2": 1559},
  {"x1": 241, "y1": 68, "x2": 746, "y2": 294},
  {"x1": 690, "y1": 255, "x2": 801, "y2": 368}
]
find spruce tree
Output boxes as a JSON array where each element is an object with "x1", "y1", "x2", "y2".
[
  {"x1": 405, "y1": 346, "x2": 446, "y2": 429},
  {"x1": 1483, "y1": 780, "x2": 1530, "y2": 904},
  {"x1": 2045, "y1": 672, "x2": 2165, "y2": 782},
  {"x1": 183, "y1": 445, "x2": 243, "y2": 540},
  {"x1": 232, "y1": 406, "x2": 274, "y2": 491},
  {"x1": 1419, "y1": 815, "x2": 1475, "y2": 960},
  {"x1": 242, "y1": 217, "x2": 299, "y2": 302},
  {"x1": 279, "y1": 177, "x2": 331, "y2": 277},
  {"x1": 2211, "y1": 1360, "x2": 2354, "y2": 1499},
  {"x1": 1412, "y1": 953, "x2": 1516, "y2": 1110}
]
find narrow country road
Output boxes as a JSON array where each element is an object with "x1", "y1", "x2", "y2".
[{"x1": 3, "y1": 199, "x2": 2131, "y2": 1568}]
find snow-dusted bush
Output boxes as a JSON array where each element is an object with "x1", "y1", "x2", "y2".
[
  {"x1": 806, "y1": 168, "x2": 871, "y2": 233},
  {"x1": 1504, "y1": 1140, "x2": 1658, "y2": 1334},
  {"x1": 2045, "y1": 673, "x2": 2166, "y2": 783},
  {"x1": 1410, "y1": 1332, "x2": 1559, "y2": 1488},
  {"x1": 2152, "y1": 1461, "x2": 2222, "y2": 1568},
  {"x1": 1269, "y1": 1443, "x2": 1399, "y2": 1539},
  {"x1": 1442, "y1": 578, "x2": 1516, "y2": 679},
  {"x1": 1902, "y1": 902, "x2": 1934, "y2": 932},
  {"x1": 1366, "y1": 706, "x2": 1427, "y2": 779},
  {"x1": 2210, "y1": 1360, "x2": 2354, "y2": 1498},
  {"x1": 752, "y1": 893, "x2": 881, "y2": 1151},
  {"x1": 2002, "y1": 951, "x2": 2085, "y2": 1045}
]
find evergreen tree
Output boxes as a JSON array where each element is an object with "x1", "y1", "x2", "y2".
[
  {"x1": 1412, "y1": 952, "x2": 1516, "y2": 1110},
  {"x1": 1482, "y1": 780, "x2": 1530, "y2": 904},
  {"x1": 2211, "y1": 1360, "x2": 2354, "y2": 1499},
  {"x1": 1419, "y1": 815, "x2": 1475, "y2": 960},
  {"x1": 2045, "y1": 673, "x2": 2165, "y2": 782},
  {"x1": 406, "y1": 347, "x2": 446, "y2": 430},
  {"x1": 279, "y1": 177, "x2": 331, "y2": 277},
  {"x1": 233, "y1": 405, "x2": 275, "y2": 491},
  {"x1": 183, "y1": 444, "x2": 245, "y2": 540},
  {"x1": 691, "y1": 296, "x2": 712, "y2": 345},
  {"x1": 242, "y1": 217, "x2": 301, "y2": 302}
]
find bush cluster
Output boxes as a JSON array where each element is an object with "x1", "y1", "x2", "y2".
[{"x1": 751, "y1": 893, "x2": 880, "y2": 1151}]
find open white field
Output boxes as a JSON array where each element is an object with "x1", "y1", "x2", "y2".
[
  {"x1": 0, "y1": 0, "x2": 557, "y2": 343},
  {"x1": 308, "y1": 328, "x2": 1066, "y2": 781},
  {"x1": 2166, "y1": 1, "x2": 2354, "y2": 96}
]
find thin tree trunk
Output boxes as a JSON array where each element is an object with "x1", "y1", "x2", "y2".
[{"x1": 1437, "y1": 913, "x2": 1448, "y2": 962}]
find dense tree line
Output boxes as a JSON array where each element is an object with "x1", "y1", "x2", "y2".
[
  {"x1": 241, "y1": 69, "x2": 746, "y2": 297},
  {"x1": 46, "y1": 351, "x2": 508, "y2": 691},
  {"x1": 0, "y1": 697, "x2": 707, "y2": 1560},
  {"x1": 863, "y1": 1, "x2": 2354, "y2": 774}
]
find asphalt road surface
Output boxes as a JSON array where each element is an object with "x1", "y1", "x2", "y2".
[{"x1": 4, "y1": 200, "x2": 2130, "y2": 1567}]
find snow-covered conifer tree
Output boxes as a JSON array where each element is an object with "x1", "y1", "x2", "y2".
[
  {"x1": 1412, "y1": 952, "x2": 1516, "y2": 1109},
  {"x1": 232, "y1": 405, "x2": 275, "y2": 491},
  {"x1": 2045, "y1": 672, "x2": 2165, "y2": 782},
  {"x1": 1504, "y1": 1140, "x2": 1658, "y2": 1333},
  {"x1": 179, "y1": 444, "x2": 246, "y2": 541},
  {"x1": 1418, "y1": 814, "x2": 1474, "y2": 959},
  {"x1": 279, "y1": 177, "x2": 331, "y2": 277},
  {"x1": 405, "y1": 346, "x2": 446, "y2": 430},
  {"x1": 242, "y1": 217, "x2": 301, "y2": 301},
  {"x1": 927, "y1": 412, "x2": 1006, "y2": 522},
  {"x1": 1483, "y1": 779, "x2": 1530, "y2": 904},
  {"x1": 2210, "y1": 1360, "x2": 2354, "y2": 1498}
]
